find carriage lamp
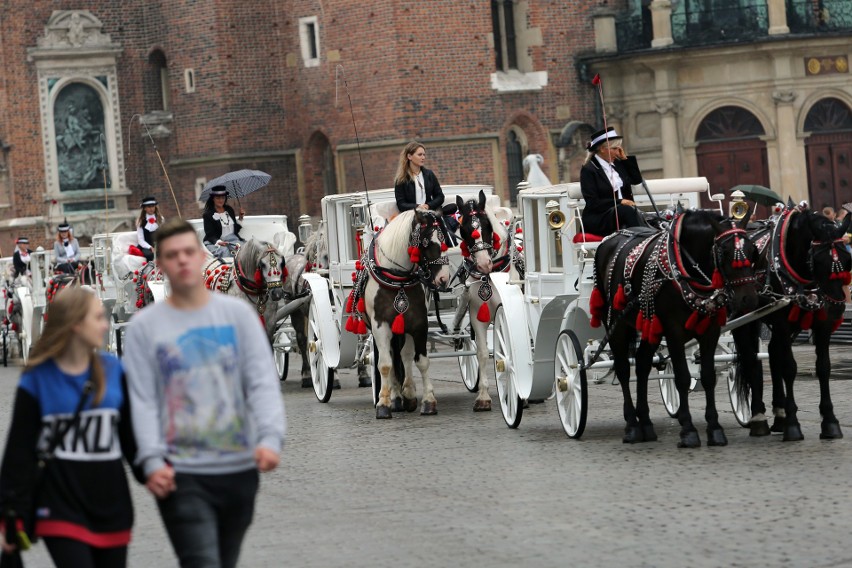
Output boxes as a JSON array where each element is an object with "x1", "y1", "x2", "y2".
[
  {"x1": 730, "y1": 190, "x2": 749, "y2": 220},
  {"x1": 546, "y1": 200, "x2": 565, "y2": 258},
  {"x1": 350, "y1": 203, "x2": 368, "y2": 229},
  {"x1": 298, "y1": 215, "x2": 313, "y2": 243}
]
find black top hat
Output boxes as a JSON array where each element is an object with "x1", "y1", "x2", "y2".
[
  {"x1": 57, "y1": 218, "x2": 71, "y2": 232},
  {"x1": 587, "y1": 127, "x2": 623, "y2": 152},
  {"x1": 141, "y1": 196, "x2": 158, "y2": 207},
  {"x1": 15, "y1": 237, "x2": 28, "y2": 245},
  {"x1": 209, "y1": 186, "x2": 229, "y2": 197}
]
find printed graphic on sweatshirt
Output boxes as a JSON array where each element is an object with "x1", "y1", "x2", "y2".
[
  {"x1": 155, "y1": 325, "x2": 248, "y2": 458},
  {"x1": 38, "y1": 408, "x2": 121, "y2": 461}
]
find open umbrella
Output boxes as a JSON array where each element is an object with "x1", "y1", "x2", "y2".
[
  {"x1": 199, "y1": 169, "x2": 271, "y2": 203},
  {"x1": 730, "y1": 184, "x2": 783, "y2": 207}
]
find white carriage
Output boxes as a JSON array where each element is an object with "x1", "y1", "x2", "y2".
[
  {"x1": 489, "y1": 177, "x2": 773, "y2": 434},
  {"x1": 306, "y1": 185, "x2": 506, "y2": 404},
  {"x1": 2, "y1": 249, "x2": 53, "y2": 364}
]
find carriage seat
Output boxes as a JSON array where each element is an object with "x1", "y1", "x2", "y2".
[
  {"x1": 572, "y1": 233, "x2": 604, "y2": 244},
  {"x1": 111, "y1": 232, "x2": 148, "y2": 279}
]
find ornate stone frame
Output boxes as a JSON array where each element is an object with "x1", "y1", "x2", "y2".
[{"x1": 27, "y1": 10, "x2": 131, "y2": 233}]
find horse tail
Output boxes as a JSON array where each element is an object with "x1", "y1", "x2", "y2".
[
  {"x1": 732, "y1": 324, "x2": 753, "y2": 411},
  {"x1": 391, "y1": 333, "x2": 405, "y2": 386}
]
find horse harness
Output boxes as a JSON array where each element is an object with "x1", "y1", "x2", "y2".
[
  {"x1": 456, "y1": 199, "x2": 512, "y2": 304},
  {"x1": 203, "y1": 245, "x2": 283, "y2": 321}
]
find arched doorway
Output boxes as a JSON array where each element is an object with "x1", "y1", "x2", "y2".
[
  {"x1": 804, "y1": 97, "x2": 852, "y2": 210},
  {"x1": 304, "y1": 131, "x2": 337, "y2": 215},
  {"x1": 695, "y1": 105, "x2": 769, "y2": 210}
]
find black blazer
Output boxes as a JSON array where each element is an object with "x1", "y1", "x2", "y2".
[
  {"x1": 12, "y1": 249, "x2": 31, "y2": 277},
  {"x1": 394, "y1": 168, "x2": 445, "y2": 212},
  {"x1": 202, "y1": 205, "x2": 243, "y2": 243},
  {"x1": 580, "y1": 155, "x2": 643, "y2": 235}
]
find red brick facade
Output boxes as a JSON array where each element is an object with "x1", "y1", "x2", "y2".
[{"x1": 0, "y1": 1, "x2": 598, "y2": 252}]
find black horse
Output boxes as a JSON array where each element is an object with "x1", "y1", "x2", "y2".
[
  {"x1": 734, "y1": 207, "x2": 851, "y2": 440},
  {"x1": 591, "y1": 209, "x2": 759, "y2": 447}
]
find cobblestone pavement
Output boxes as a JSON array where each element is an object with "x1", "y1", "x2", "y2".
[{"x1": 3, "y1": 344, "x2": 852, "y2": 567}]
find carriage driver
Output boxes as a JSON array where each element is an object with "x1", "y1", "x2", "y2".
[
  {"x1": 202, "y1": 186, "x2": 245, "y2": 259},
  {"x1": 12, "y1": 237, "x2": 32, "y2": 278},
  {"x1": 580, "y1": 127, "x2": 646, "y2": 236},
  {"x1": 52, "y1": 220, "x2": 81, "y2": 274},
  {"x1": 136, "y1": 196, "x2": 164, "y2": 262}
]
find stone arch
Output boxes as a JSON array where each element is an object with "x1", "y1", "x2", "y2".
[
  {"x1": 303, "y1": 130, "x2": 336, "y2": 215},
  {"x1": 687, "y1": 98, "x2": 774, "y2": 144},
  {"x1": 502, "y1": 111, "x2": 552, "y2": 204},
  {"x1": 797, "y1": 89, "x2": 852, "y2": 133},
  {"x1": 146, "y1": 48, "x2": 169, "y2": 112}
]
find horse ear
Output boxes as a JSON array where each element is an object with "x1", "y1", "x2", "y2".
[
  {"x1": 675, "y1": 201, "x2": 684, "y2": 215},
  {"x1": 456, "y1": 195, "x2": 465, "y2": 213},
  {"x1": 786, "y1": 196, "x2": 795, "y2": 210},
  {"x1": 478, "y1": 189, "x2": 486, "y2": 210}
]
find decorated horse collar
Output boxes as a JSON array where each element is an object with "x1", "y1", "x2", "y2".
[
  {"x1": 234, "y1": 246, "x2": 282, "y2": 298},
  {"x1": 771, "y1": 208, "x2": 815, "y2": 288}
]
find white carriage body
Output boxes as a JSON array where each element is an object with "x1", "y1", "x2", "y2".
[{"x1": 186, "y1": 214, "x2": 296, "y2": 258}]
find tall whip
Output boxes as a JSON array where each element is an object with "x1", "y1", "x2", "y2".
[
  {"x1": 99, "y1": 133, "x2": 110, "y2": 234},
  {"x1": 126, "y1": 114, "x2": 182, "y2": 219},
  {"x1": 336, "y1": 65, "x2": 374, "y2": 232}
]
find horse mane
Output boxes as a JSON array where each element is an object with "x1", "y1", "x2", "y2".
[
  {"x1": 237, "y1": 238, "x2": 267, "y2": 274},
  {"x1": 303, "y1": 224, "x2": 328, "y2": 265},
  {"x1": 378, "y1": 210, "x2": 417, "y2": 261},
  {"x1": 484, "y1": 204, "x2": 509, "y2": 254}
]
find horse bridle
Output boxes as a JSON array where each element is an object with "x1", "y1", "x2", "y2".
[{"x1": 368, "y1": 213, "x2": 449, "y2": 290}]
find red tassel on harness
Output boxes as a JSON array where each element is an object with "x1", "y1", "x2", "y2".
[
  {"x1": 345, "y1": 316, "x2": 357, "y2": 333},
  {"x1": 493, "y1": 234, "x2": 501, "y2": 249},
  {"x1": 283, "y1": 267, "x2": 288, "y2": 281},
  {"x1": 441, "y1": 242, "x2": 448, "y2": 252},
  {"x1": 589, "y1": 287, "x2": 605, "y2": 316},
  {"x1": 800, "y1": 310, "x2": 814, "y2": 330},
  {"x1": 409, "y1": 247, "x2": 421, "y2": 263},
  {"x1": 613, "y1": 284, "x2": 627, "y2": 311},
  {"x1": 695, "y1": 316, "x2": 712, "y2": 335},
  {"x1": 477, "y1": 302, "x2": 491, "y2": 323},
  {"x1": 356, "y1": 318, "x2": 367, "y2": 335},
  {"x1": 711, "y1": 269, "x2": 724, "y2": 290},
  {"x1": 650, "y1": 315, "x2": 663, "y2": 341},
  {"x1": 471, "y1": 229, "x2": 481, "y2": 239},
  {"x1": 842, "y1": 271, "x2": 852, "y2": 286},
  {"x1": 259, "y1": 314, "x2": 266, "y2": 328},
  {"x1": 254, "y1": 268, "x2": 263, "y2": 287},
  {"x1": 345, "y1": 293, "x2": 355, "y2": 314},
  {"x1": 590, "y1": 315, "x2": 601, "y2": 328},
  {"x1": 460, "y1": 241, "x2": 470, "y2": 257},
  {"x1": 716, "y1": 307, "x2": 727, "y2": 326},
  {"x1": 357, "y1": 298, "x2": 365, "y2": 314},
  {"x1": 788, "y1": 304, "x2": 801, "y2": 323},
  {"x1": 635, "y1": 311, "x2": 645, "y2": 331},
  {"x1": 516, "y1": 227, "x2": 523, "y2": 234},
  {"x1": 391, "y1": 313, "x2": 405, "y2": 335},
  {"x1": 685, "y1": 311, "x2": 700, "y2": 331}
]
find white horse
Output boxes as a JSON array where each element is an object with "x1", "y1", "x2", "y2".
[{"x1": 350, "y1": 209, "x2": 450, "y2": 418}]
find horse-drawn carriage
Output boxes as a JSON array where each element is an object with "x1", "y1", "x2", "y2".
[
  {"x1": 299, "y1": 185, "x2": 512, "y2": 408},
  {"x1": 488, "y1": 177, "x2": 785, "y2": 444}
]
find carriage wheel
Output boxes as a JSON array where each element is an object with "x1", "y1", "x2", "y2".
[
  {"x1": 723, "y1": 341, "x2": 750, "y2": 427},
  {"x1": 275, "y1": 349, "x2": 289, "y2": 382},
  {"x1": 657, "y1": 347, "x2": 680, "y2": 418},
  {"x1": 307, "y1": 300, "x2": 333, "y2": 403},
  {"x1": 493, "y1": 305, "x2": 523, "y2": 428},
  {"x1": 369, "y1": 338, "x2": 381, "y2": 407},
  {"x1": 554, "y1": 330, "x2": 587, "y2": 438},
  {"x1": 2, "y1": 327, "x2": 7, "y2": 368},
  {"x1": 456, "y1": 334, "x2": 480, "y2": 393}
]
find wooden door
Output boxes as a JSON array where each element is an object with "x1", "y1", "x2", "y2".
[
  {"x1": 696, "y1": 139, "x2": 769, "y2": 212},
  {"x1": 806, "y1": 132, "x2": 852, "y2": 209}
]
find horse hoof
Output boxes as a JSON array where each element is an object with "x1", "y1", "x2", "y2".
[
  {"x1": 677, "y1": 430, "x2": 701, "y2": 448},
  {"x1": 473, "y1": 399, "x2": 492, "y2": 412},
  {"x1": 641, "y1": 424, "x2": 658, "y2": 442},
  {"x1": 783, "y1": 424, "x2": 804, "y2": 442},
  {"x1": 623, "y1": 425, "x2": 643, "y2": 444},
  {"x1": 376, "y1": 405, "x2": 392, "y2": 419},
  {"x1": 403, "y1": 396, "x2": 418, "y2": 413},
  {"x1": 358, "y1": 377, "x2": 372, "y2": 388},
  {"x1": 391, "y1": 397, "x2": 404, "y2": 412},
  {"x1": 820, "y1": 422, "x2": 843, "y2": 439},
  {"x1": 332, "y1": 379, "x2": 341, "y2": 390},
  {"x1": 749, "y1": 421, "x2": 771, "y2": 437},
  {"x1": 770, "y1": 416, "x2": 786, "y2": 433},
  {"x1": 707, "y1": 429, "x2": 728, "y2": 447},
  {"x1": 301, "y1": 378, "x2": 312, "y2": 388},
  {"x1": 420, "y1": 401, "x2": 437, "y2": 415}
]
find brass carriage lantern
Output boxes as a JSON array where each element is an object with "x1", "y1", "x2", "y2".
[
  {"x1": 546, "y1": 199, "x2": 565, "y2": 257},
  {"x1": 350, "y1": 203, "x2": 368, "y2": 229},
  {"x1": 730, "y1": 190, "x2": 749, "y2": 220},
  {"x1": 297, "y1": 214, "x2": 313, "y2": 243}
]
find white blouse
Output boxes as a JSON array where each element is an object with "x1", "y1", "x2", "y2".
[
  {"x1": 214, "y1": 211, "x2": 235, "y2": 239},
  {"x1": 595, "y1": 155, "x2": 625, "y2": 200}
]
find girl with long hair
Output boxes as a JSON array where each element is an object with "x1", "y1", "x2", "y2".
[
  {"x1": 394, "y1": 141, "x2": 445, "y2": 213},
  {"x1": 135, "y1": 197, "x2": 164, "y2": 262},
  {"x1": 202, "y1": 186, "x2": 245, "y2": 259},
  {"x1": 52, "y1": 221, "x2": 80, "y2": 275},
  {"x1": 0, "y1": 287, "x2": 137, "y2": 568}
]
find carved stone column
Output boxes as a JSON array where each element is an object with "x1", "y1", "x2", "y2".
[
  {"x1": 772, "y1": 90, "x2": 807, "y2": 202},
  {"x1": 650, "y1": 0, "x2": 674, "y2": 48},
  {"x1": 767, "y1": 0, "x2": 790, "y2": 35},
  {"x1": 592, "y1": 8, "x2": 617, "y2": 54},
  {"x1": 604, "y1": 106, "x2": 628, "y2": 138},
  {"x1": 655, "y1": 100, "x2": 682, "y2": 178}
]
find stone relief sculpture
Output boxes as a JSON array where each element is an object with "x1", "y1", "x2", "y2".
[{"x1": 53, "y1": 83, "x2": 108, "y2": 191}]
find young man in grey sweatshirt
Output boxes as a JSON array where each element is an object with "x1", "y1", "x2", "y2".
[{"x1": 124, "y1": 219, "x2": 286, "y2": 568}]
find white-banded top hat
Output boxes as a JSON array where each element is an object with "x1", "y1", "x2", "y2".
[
  {"x1": 587, "y1": 127, "x2": 622, "y2": 152},
  {"x1": 15, "y1": 236, "x2": 28, "y2": 245},
  {"x1": 57, "y1": 219, "x2": 71, "y2": 232},
  {"x1": 141, "y1": 196, "x2": 158, "y2": 207},
  {"x1": 209, "y1": 185, "x2": 229, "y2": 197}
]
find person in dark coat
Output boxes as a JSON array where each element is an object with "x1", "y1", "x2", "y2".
[
  {"x1": 580, "y1": 127, "x2": 645, "y2": 236},
  {"x1": 202, "y1": 187, "x2": 245, "y2": 258},
  {"x1": 135, "y1": 197, "x2": 164, "y2": 262},
  {"x1": 12, "y1": 237, "x2": 32, "y2": 279},
  {"x1": 394, "y1": 141, "x2": 445, "y2": 213}
]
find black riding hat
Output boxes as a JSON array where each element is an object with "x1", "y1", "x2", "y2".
[
  {"x1": 587, "y1": 127, "x2": 622, "y2": 152},
  {"x1": 141, "y1": 196, "x2": 158, "y2": 207}
]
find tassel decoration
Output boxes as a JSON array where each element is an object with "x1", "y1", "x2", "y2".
[
  {"x1": 409, "y1": 247, "x2": 421, "y2": 263},
  {"x1": 711, "y1": 269, "x2": 724, "y2": 289},
  {"x1": 613, "y1": 284, "x2": 627, "y2": 311},
  {"x1": 589, "y1": 287, "x2": 605, "y2": 316},
  {"x1": 590, "y1": 314, "x2": 601, "y2": 328},
  {"x1": 685, "y1": 311, "x2": 700, "y2": 331},
  {"x1": 441, "y1": 242, "x2": 448, "y2": 252},
  {"x1": 471, "y1": 229, "x2": 481, "y2": 239},
  {"x1": 493, "y1": 234, "x2": 501, "y2": 249},
  {"x1": 357, "y1": 298, "x2": 365, "y2": 313},
  {"x1": 787, "y1": 304, "x2": 801, "y2": 323},
  {"x1": 477, "y1": 302, "x2": 491, "y2": 323},
  {"x1": 345, "y1": 316, "x2": 357, "y2": 333},
  {"x1": 345, "y1": 293, "x2": 354, "y2": 314},
  {"x1": 460, "y1": 241, "x2": 470, "y2": 257},
  {"x1": 391, "y1": 313, "x2": 406, "y2": 335},
  {"x1": 357, "y1": 318, "x2": 368, "y2": 335},
  {"x1": 254, "y1": 268, "x2": 263, "y2": 287},
  {"x1": 355, "y1": 260, "x2": 363, "y2": 271},
  {"x1": 635, "y1": 311, "x2": 645, "y2": 332},
  {"x1": 800, "y1": 310, "x2": 814, "y2": 330},
  {"x1": 516, "y1": 227, "x2": 523, "y2": 234}
]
